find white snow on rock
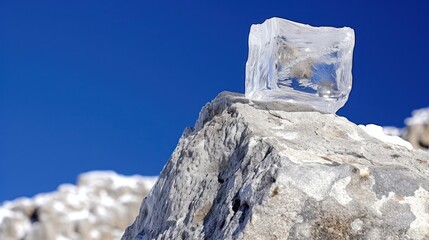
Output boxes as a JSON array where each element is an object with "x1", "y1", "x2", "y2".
[
  {"x1": 0, "y1": 171, "x2": 157, "y2": 240},
  {"x1": 359, "y1": 124, "x2": 413, "y2": 150},
  {"x1": 382, "y1": 107, "x2": 429, "y2": 151},
  {"x1": 406, "y1": 107, "x2": 429, "y2": 126},
  {"x1": 122, "y1": 92, "x2": 429, "y2": 240},
  {"x1": 382, "y1": 126, "x2": 403, "y2": 137}
]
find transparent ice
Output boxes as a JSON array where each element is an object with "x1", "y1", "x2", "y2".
[{"x1": 245, "y1": 18, "x2": 355, "y2": 113}]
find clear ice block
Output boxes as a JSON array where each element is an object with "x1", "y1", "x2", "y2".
[{"x1": 245, "y1": 17, "x2": 355, "y2": 113}]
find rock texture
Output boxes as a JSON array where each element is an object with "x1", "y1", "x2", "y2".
[
  {"x1": 407, "y1": 124, "x2": 429, "y2": 150},
  {"x1": 384, "y1": 107, "x2": 429, "y2": 151},
  {"x1": 0, "y1": 171, "x2": 156, "y2": 240},
  {"x1": 404, "y1": 108, "x2": 429, "y2": 151},
  {"x1": 123, "y1": 92, "x2": 429, "y2": 240}
]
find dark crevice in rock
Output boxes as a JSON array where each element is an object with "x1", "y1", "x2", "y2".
[
  {"x1": 419, "y1": 140, "x2": 429, "y2": 149},
  {"x1": 219, "y1": 219, "x2": 226, "y2": 230},
  {"x1": 181, "y1": 231, "x2": 189, "y2": 240},
  {"x1": 238, "y1": 202, "x2": 250, "y2": 224},
  {"x1": 335, "y1": 151, "x2": 366, "y2": 159},
  {"x1": 29, "y1": 208, "x2": 39, "y2": 224},
  {"x1": 232, "y1": 198, "x2": 241, "y2": 213},
  {"x1": 217, "y1": 175, "x2": 225, "y2": 184},
  {"x1": 262, "y1": 146, "x2": 274, "y2": 161}
]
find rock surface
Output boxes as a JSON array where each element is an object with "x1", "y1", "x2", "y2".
[
  {"x1": 404, "y1": 108, "x2": 429, "y2": 151},
  {"x1": 123, "y1": 92, "x2": 429, "y2": 240},
  {"x1": 384, "y1": 107, "x2": 429, "y2": 151},
  {"x1": 0, "y1": 171, "x2": 156, "y2": 240}
]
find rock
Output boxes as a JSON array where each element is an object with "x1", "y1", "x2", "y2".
[
  {"x1": 0, "y1": 171, "x2": 157, "y2": 240},
  {"x1": 405, "y1": 108, "x2": 429, "y2": 150},
  {"x1": 383, "y1": 107, "x2": 429, "y2": 151},
  {"x1": 407, "y1": 124, "x2": 429, "y2": 150},
  {"x1": 123, "y1": 92, "x2": 429, "y2": 240}
]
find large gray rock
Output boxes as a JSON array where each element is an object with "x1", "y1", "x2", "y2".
[{"x1": 123, "y1": 92, "x2": 429, "y2": 240}]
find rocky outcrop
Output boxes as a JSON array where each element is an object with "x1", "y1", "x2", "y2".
[
  {"x1": 0, "y1": 171, "x2": 156, "y2": 240},
  {"x1": 404, "y1": 108, "x2": 429, "y2": 150},
  {"x1": 407, "y1": 124, "x2": 429, "y2": 150},
  {"x1": 123, "y1": 92, "x2": 429, "y2": 240},
  {"x1": 384, "y1": 107, "x2": 429, "y2": 151}
]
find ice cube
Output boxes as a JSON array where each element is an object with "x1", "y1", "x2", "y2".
[{"x1": 245, "y1": 17, "x2": 355, "y2": 113}]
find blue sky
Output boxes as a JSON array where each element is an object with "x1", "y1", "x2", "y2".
[{"x1": 1, "y1": 1, "x2": 428, "y2": 202}]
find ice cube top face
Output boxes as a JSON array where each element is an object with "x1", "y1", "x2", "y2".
[{"x1": 245, "y1": 18, "x2": 355, "y2": 113}]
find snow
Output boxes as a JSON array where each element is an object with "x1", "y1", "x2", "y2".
[
  {"x1": 359, "y1": 124, "x2": 413, "y2": 150},
  {"x1": 405, "y1": 107, "x2": 429, "y2": 126},
  {"x1": 0, "y1": 208, "x2": 13, "y2": 225},
  {"x1": 383, "y1": 126, "x2": 403, "y2": 136},
  {"x1": 78, "y1": 170, "x2": 157, "y2": 190},
  {"x1": 0, "y1": 171, "x2": 157, "y2": 240}
]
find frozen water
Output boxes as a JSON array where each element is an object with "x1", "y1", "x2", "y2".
[{"x1": 245, "y1": 17, "x2": 355, "y2": 113}]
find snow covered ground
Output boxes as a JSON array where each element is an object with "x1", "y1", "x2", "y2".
[{"x1": 0, "y1": 171, "x2": 157, "y2": 240}]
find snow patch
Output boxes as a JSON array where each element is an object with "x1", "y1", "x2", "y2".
[
  {"x1": 0, "y1": 171, "x2": 157, "y2": 240},
  {"x1": 359, "y1": 124, "x2": 413, "y2": 150},
  {"x1": 383, "y1": 126, "x2": 403, "y2": 136},
  {"x1": 405, "y1": 108, "x2": 429, "y2": 126}
]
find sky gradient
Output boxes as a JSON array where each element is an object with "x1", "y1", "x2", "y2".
[{"x1": 1, "y1": 0, "x2": 428, "y2": 202}]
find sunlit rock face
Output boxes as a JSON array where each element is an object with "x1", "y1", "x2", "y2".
[
  {"x1": 245, "y1": 17, "x2": 355, "y2": 113},
  {"x1": 0, "y1": 171, "x2": 157, "y2": 240},
  {"x1": 123, "y1": 92, "x2": 429, "y2": 240}
]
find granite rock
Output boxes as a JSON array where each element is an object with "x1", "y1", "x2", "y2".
[{"x1": 123, "y1": 92, "x2": 429, "y2": 240}]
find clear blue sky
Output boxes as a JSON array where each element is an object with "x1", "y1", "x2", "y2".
[{"x1": 1, "y1": 1, "x2": 428, "y2": 202}]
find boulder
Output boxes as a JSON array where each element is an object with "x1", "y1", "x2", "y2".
[{"x1": 123, "y1": 92, "x2": 429, "y2": 240}]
